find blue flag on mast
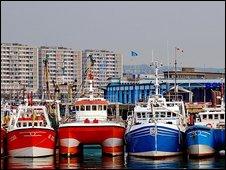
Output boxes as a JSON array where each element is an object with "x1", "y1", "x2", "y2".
[{"x1": 131, "y1": 51, "x2": 138, "y2": 57}]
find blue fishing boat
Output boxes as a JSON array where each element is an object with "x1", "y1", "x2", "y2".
[
  {"x1": 185, "y1": 98, "x2": 225, "y2": 157},
  {"x1": 125, "y1": 61, "x2": 187, "y2": 157}
]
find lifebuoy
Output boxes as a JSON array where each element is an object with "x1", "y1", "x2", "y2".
[{"x1": 206, "y1": 123, "x2": 212, "y2": 128}]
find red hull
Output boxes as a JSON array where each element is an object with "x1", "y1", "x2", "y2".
[
  {"x1": 7, "y1": 128, "x2": 56, "y2": 157},
  {"x1": 58, "y1": 125, "x2": 125, "y2": 156},
  {"x1": 1, "y1": 128, "x2": 6, "y2": 156}
]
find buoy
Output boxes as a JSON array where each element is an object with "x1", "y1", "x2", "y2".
[{"x1": 206, "y1": 123, "x2": 212, "y2": 128}]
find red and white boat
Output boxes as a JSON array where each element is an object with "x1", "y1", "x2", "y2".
[
  {"x1": 7, "y1": 101, "x2": 56, "y2": 157},
  {"x1": 1, "y1": 126, "x2": 6, "y2": 156},
  {"x1": 58, "y1": 62, "x2": 125, "y2": 156}
]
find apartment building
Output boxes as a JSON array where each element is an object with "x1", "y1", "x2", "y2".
[
  {"x1": 1, "y1": 43, "x2": 123, "y2": 99},
  {"x1": 81, "y1": 49, "x2": 123, "y2": 97},
  {"x1": 38, "y1": 46, "x2": 82, "y2": 97},
  {"x1": 1, "y1": 43, "x2": 38, "y2": 99}
]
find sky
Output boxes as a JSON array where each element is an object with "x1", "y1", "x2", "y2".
[{"x1": 1, "y1": 1, "x2": 225, "y2": 68}]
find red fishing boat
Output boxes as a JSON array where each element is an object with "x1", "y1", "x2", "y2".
[
  {"x1": 7, "y1": 95, "x2": 56, "y2": 157},
  {"x1": 58, "y1": 55, "x2": 125, "y2": 156},
  {"x1": 1, "y1": 126, "x2": 6, "y2": 156}
]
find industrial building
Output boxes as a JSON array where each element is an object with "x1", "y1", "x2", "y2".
[{"x1": 105, "y1": 78, "x2": 224, "y2": 104}]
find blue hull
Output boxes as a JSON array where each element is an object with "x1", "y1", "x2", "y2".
[
  {"x1": 125, "y1": 124, "x2": 184, "y2": 157},
  {"x1": 185, "y1": 125, "x2": 225, "y2": 157},
  {"x1": 214, "y1": 128, "x2": 225, "y2": 151}
]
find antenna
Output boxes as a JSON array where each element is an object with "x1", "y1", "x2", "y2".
[
  {"x1": 150, "y1": 60, "x2": 163, "y2": 96},
  {"x1": 151, "y1": 50, "x2": 154, "y2": 63}
]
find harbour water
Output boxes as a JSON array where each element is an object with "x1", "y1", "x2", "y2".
[{"x1": 1, "y1": 145, "x2": 225, "y2": 169}]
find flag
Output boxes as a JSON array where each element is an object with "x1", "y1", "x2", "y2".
[{"x1": 131, "y1": 51, "x2": 138, "y2": 57}]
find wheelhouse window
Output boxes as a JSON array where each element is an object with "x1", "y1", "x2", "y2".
[
  {"x1": 86, "y1": 105, "x2": 91, "y2": 111},
  {"x1": 142, "y1": 112, "x2": 146, "y2": 118},
  {"x1": 147, "y1": 112, "x2": 153, "y2": 118},
  {"x1": 76, "y1": 106, "x2": 79, "y2": 111},
  {"x1": 172, "y1": 113, "x2": 176, "y2": 117},
  {"x1": 80, "y1": 105, "x2": 85, "y2": 111},
  {"x1": 29, "y1": 122, "x2": 32, "y2": 126},
  {"x1": 214, "y1": 114, "x2": 218, "y2": 119},
  {"x1": 23, "y1": 122, "x2": 27, "y2": 127},
  {"x1": 98, "y1": 105, "x2": 102, "y2": 111},
  {"x1": 220, "y1": 114, "x2": 224, "y2": 119},
  {"x1": 34, "y1": 122, "x2": 38, "y2": 126},
  {"x1": 155, "y1": 112, "x2": 159, "y2": 118},
  {"x1": 103, "y1": 105, "x2": 107, "y2": 110},
  {"x1": 137, "y1": 112, "x2": 141, "y2": 118},
  {"x1": 160, "y1": 112, "x2": 165, "y2": 118},
  {"x1": 202, "y1": 114, "x2": 207, "y2": 119},
  {"x1": 208, "y1": 114, "x2": 213, "y2": 119},
  {"x1": 92, "y1": 105, "x2": 97, "y2": 111},
  {"x1": 167, "y1": 112, "x2": 171, "y2": 117}
]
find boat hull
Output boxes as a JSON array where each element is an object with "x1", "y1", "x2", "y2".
[
  {"x1": 1, "y1": 128, "x2": 6, "y2": 156},
  {"x1": 7, "y1": 128, "x2": 56, "y2": 157},
  {"x1": 185, "y1": 125, "x2": 214, "y2": 157},
  {"x1": 125, "y1": 123, "x2": 184, "y2": 157},
  {"x1": 214, "y1": 128, "x2": 225, "y2": 152},
  {"x1": 58, "y1": 124, "x2": 125, "y2": 156}
]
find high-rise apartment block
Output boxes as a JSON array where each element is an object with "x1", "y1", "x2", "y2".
[
  {"x1": 1, "y1": 43, "x2": 123, "y2": 99},
  {"x1": 1, "y1": 43, "x2": 38, "y2": 99},
  {"x1": 81, "y1": 49, "x2": 123, "y2": 96},
  {"x1": 38, "y1": 46, "x2": 82, "y2": 96}
]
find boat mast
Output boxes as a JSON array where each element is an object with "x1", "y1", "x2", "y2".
[
  {"x1": 43, "y1": 54, "x2": 51, "y2": 100},
  {"x1": 174, "y1": 47, "x2": 178, "y2": 101},
  {"x1": 150, "y1": 61, "x2": 162, "y2": 96},
  {"x1": 154, "y1": 61, "x2": 159, "y2": 95},
  {"x1": 88, "y1": 54, "x2": 95, "y2": 99}
]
